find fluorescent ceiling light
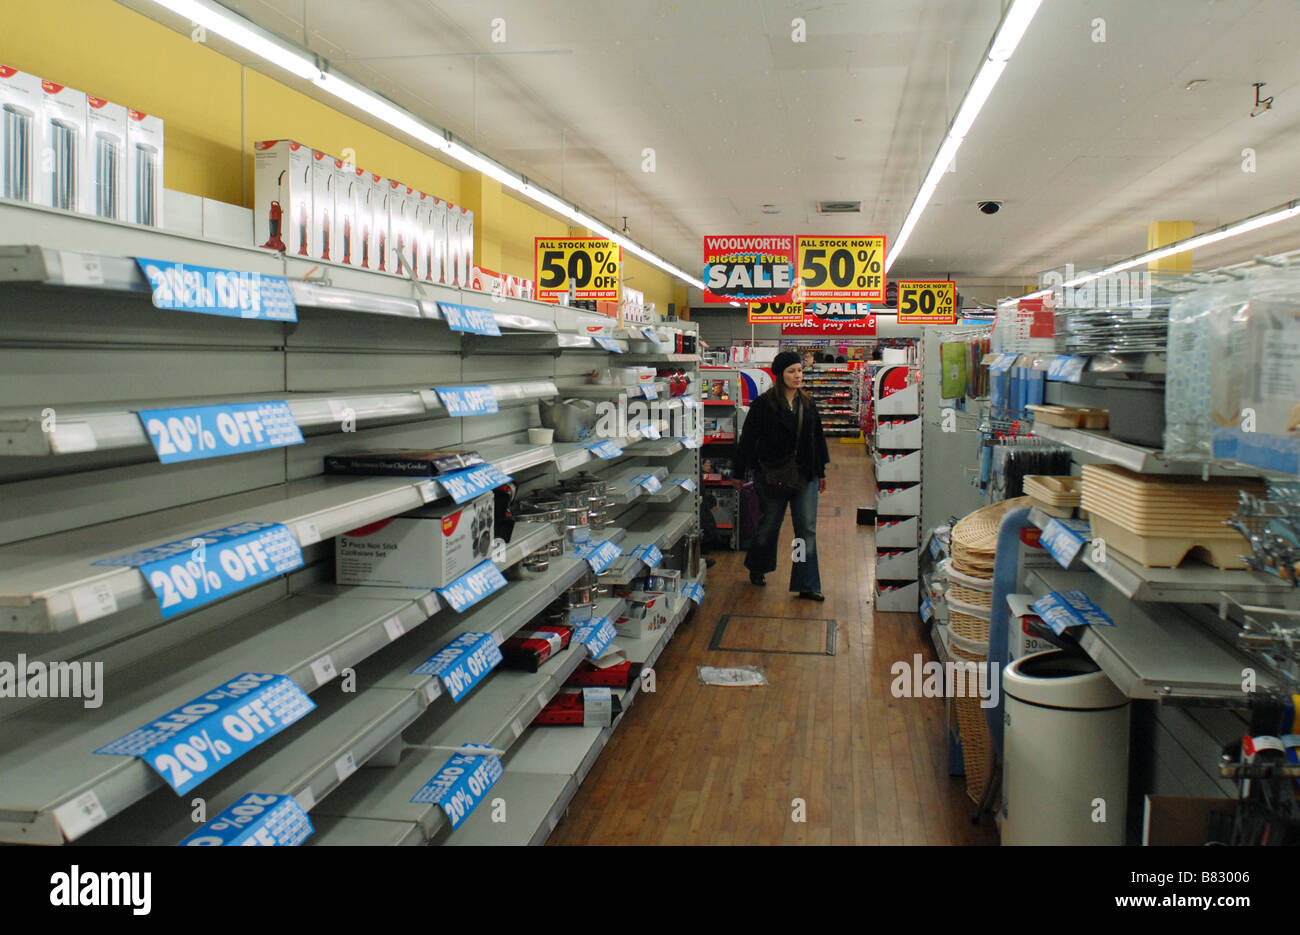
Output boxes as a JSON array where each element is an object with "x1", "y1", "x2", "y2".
[
  {"x1": 886, "y1": 0, "x2": 1041, "y2": 273},
  {"x1": 1014, "y1": 199, "x2": 1300, "y2": 300},
  {"x1": 312, "y1": 73, "x2": 446, "y2": 150},
  {"x1": 146, "y1": 0, "x2": 320, "y2": 80},
  {"x1": 145, "y1": 0, "x2": 701, "y2": 291},
  {"x1": 989, "y1": 0, "x2": 1043, "y2": 61}
]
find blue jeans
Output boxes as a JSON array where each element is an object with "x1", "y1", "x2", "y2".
[{"x1": 744, "y1": 476, "x2": 821, "y2": 593}]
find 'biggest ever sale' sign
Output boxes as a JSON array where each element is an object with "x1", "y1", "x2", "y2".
[{"x1": 703, "y1": 235, "x2": 796, "y2": 303}]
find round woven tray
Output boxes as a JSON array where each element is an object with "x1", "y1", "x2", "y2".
[
  {"x1": 949, "y1": 608, "x2": 990, "y2": 642},
  {"x1": 951, "y1": 496, "x2": 1029, "y2": 556}
]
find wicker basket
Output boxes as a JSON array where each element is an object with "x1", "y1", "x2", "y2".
[
  {"x1": 939, "y1": 559, "x2": 994, "y2": 609},
  {"x1": 949, "y1": 639, "x2": 994, "y2": 803},
  {"x1": 947, "y1": 596, "x2": 991, "y2": 642}
]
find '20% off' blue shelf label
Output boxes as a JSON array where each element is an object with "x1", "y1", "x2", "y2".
[
  {"x1": 95, "y1": 673, "x2": 316, "y2": 795},
  {"x1": 577, "y1": 539, "x2": 623, "y2": 574},
  {"x1": 630, "y1": 544, "x2": 664, "y2": 568},
  {"x1": 1031, "y1": 589, "x2": 1115, "y2": 636},
  {"x1": 435, "y1": 385, "x2": 499, "y2": 417},
  {"x1": 1040, "y1": 517, "x2": 1091, "y2": 570},
  {"x1": 179, "y1": 793, "x2": 313, "y2": 846},
  {"x1": 574, "y1": 617, "x2": 617, "y2": 659},
  {"x1": 137, "y1": 402, "x2": 303, "y2": 463},
  {"x1": 411, "y1": 749, "x2": 504, "y2": 831},
  {"x1": 94, "y1": 522, "x2": 304, "y2": 619},
  {"x1": 587, "y1": 439, "x2": 623, "y2": 460},
  {"x1": 135, "y1": 258, "x2": 297, "y2": 322},
  {"x1": 413, "y1": 631, "x2": 503, "y2": 702},
  {"x1": 436, "y1": 561, "x2": 508, "y2": 613},
  {"x1": 682, "y1": 582, "x2": 706, "y2": 605},
  {"x1": 439, "y1": 463, "x2": 512, "y2": 504},
  {"x1": 671, "y1": 477, "x2": 697, "y2": 492},
  {"x1": 438, "y1": 301, "x2": 501, "y2": 336}
]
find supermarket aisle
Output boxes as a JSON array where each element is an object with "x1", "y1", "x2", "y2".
[{"x1": 550, "y1": 447, "x2": 997, "y2": 845}]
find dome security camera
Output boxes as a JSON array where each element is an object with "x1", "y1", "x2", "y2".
[{"x1": 978, "y1": 201, "x2": 1003, "y2": 215}]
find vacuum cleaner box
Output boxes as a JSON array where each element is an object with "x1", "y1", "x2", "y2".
[
  {"x1": 457, "y1": 206, "x2": 475, "y2": 287},
  {"x1": 310, "y1": 149, "x2": 334, "y2": 262},
  {"x1": 386, "y1": 178, "x2": 411, "y2": 275},
  {"x1": 82, "y1": 94, "x2": 128, "y2": 220},
  {"x1": 253, "y1": 140, "x2": 311, "y2": 255},
  {"x1": 333, "y1": 158, "x2": 359, "y2": 266},
  {"x1": 0, "y1": 65, "x2": 42, "y2": 203},
  {"x1": 37, "y1": 79, "x2": 87, "y2": 213},
  {"x1": 336, "y1": 493, "x2": 495, "y2": 589},
  {"x1": 448, "y1": 204, "x2": 471, "y2": 286},
  {"x1": 413, "y1": 190, "x2": 436, "y2": 281},
  {"x1": 353, "y1": 166, "x2": 375, "y2": 269},
  {"x1": 126, "y1": 107, "x2": 164, "y2": 227},
  {"x1": 432, "y1": 199, "x2": 451, "y2": 284},
  {"x1": 368, "y1": 172, "x2": 390, "y2": 272}
]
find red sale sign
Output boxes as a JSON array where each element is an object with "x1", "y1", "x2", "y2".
[
  {"x1": 703, "y1": 235, "x2": 796, "y2": 303},
  {"x1": 780, "y1": 305, "x2": 877, "y2": 336}
]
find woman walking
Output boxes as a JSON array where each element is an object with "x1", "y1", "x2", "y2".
[{"x1": 733, "y1": 351, "x2": 830, "y2": 601}]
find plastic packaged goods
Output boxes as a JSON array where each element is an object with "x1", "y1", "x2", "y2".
[
  {"x1": 1238, "y1": 270, "x2": 1300, "y2": 475},
  {"x1": 1164, "y1": 273, "x2": 1280, "y2": 462},
  {"x1": 1163, "y1": 284, "x2": 1219, "y2": 460}
]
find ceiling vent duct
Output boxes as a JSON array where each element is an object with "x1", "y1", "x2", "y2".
[{"x1": 816, "y1": 200, "x2": 863, "y2": 215}]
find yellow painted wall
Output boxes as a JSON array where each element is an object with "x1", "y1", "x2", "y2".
[{"x1": 1, "y1": 0, "x2": 684, "y2": 313}]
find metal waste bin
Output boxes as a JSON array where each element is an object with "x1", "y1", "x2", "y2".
[{"x1": 1001, "y1": 651, "x2": 1130, "y2": 845}]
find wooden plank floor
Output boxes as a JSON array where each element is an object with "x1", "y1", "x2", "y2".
[{"x1": 549, "y1": 445, "x2": 998, "y2": 845}]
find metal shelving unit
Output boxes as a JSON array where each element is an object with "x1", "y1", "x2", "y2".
[
  {"x1": 1023, "y1": 566, "x2": 1268, "y2": 700},
  {"x1": 1026, "y1": 506, "x2": 1299, "y2": 607},
  {"x1": 0, "y1": 199, "x2": 705, "y2": 847},
  {"x1": 445, "y1": 586, "x2": 697, "y2": 845},
  {"x1": 1027, "y1": 421, "x2": 1282, "y2": 478}
]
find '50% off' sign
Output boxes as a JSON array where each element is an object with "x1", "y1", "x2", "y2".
[
  {"x1": 535, "y1": 238, "x2": 621, "y2": 302},
  {"x1": 897, "y1": 280, "x2": 958, "y2": 325},
  {"x1": 795, "y1": 236, "x2": 886, "y2": 302}
]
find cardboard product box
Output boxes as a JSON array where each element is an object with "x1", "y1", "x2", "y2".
[
  {"x1": 648, "y1": 568, "x2": 681, "y2": 593},
  {"x1": 532, "y1": 688, "x2": 623, "y2": 726},
  {"x1": 310, "y1": 149, "x2": 334, "y2": 262},
  {"x1": 413, "y1": 190, "x2": 435, "y2": 281},
  {"x1": 500, "y1": 624, "x2": 572, "y2": 672},
  {"x1": 332, "y1": 157, "x2": 359, "y2": 266},
  {"x1": 385, "y1": 179, "x2": 410, "y2": 275},
  {"x1": 0, "y1": 65, "x2": 41, "y2": 203},
  {"x1": 369, "y1": 172, "x2": 390, "y2": 272},
  {"x1": 324, "y1": 448, "x2": 485, "y2": 477},
  {"x1": 253, "y1": 140, "x2": 312, "y2": 255},
  {"x1": 462, "y1": 208, "x2": 475, "y2": 286},
  {"x1": 353, "y1": 167, "x2": 375, "y2": 269},
  {"x1": 336, "y1": 493, "x2": 495, "y2": 589},
  {"x1": 565, "y1": 658, "x2": 640, "y2": 689},
  {"x1": 82, "y1": 95, "x2": 128, "y2": 220},
  {"x1": 37, "y1": 79, "x2": 86, "y2": 213},
  {"x1": 431, "y1": 198, "x2": 451, "y2": 284},
  {"x1": 125, "y1": 107, "x2": 164, "y2": 227},
  {"x1": 402, "y1": 186, "x2": 423, "y2": 278},
  {"x1": 613, "y1": 590, "x2": 671, "y2": 638},
  {"x1": 450, "y1": 204, "x2": 473, "y2": 287}
]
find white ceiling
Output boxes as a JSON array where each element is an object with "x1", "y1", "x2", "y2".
[{"x1": 152, "y1": 0, "x2": 1300, "y2": 295}]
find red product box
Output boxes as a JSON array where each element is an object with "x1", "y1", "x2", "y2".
[
  {"x1": 532, "y1": 688, "x2": 623, "y2": 726},
  {"x1": 500, "y1": 624, "x2": 571, "y2": 673},
  {"x1": 565, "y1": 659, "x2": 640, "y2": 689}
]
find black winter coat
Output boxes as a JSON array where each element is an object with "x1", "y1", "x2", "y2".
[{"x1": 733, "y1": 391, "x2": 831, "y2": 482}]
